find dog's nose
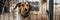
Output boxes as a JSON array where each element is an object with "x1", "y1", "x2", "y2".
[
  {"x1": 25, "y1": 9, "x2": 27, "y2": 11},
  {"x1": 25, "y1": 9, "x2": 28, "y2": 12}
]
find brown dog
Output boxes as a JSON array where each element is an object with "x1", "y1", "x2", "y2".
[{"x1": 14, "y1": 2, "x2": 32, "y2": 20}]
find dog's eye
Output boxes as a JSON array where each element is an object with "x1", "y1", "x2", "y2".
[
  {"x1": 21, "y1": 5, "x2": 24, "y2": 6},
  {"x1": 27, "y1": 5, "x2": 28, "y2": 6}
]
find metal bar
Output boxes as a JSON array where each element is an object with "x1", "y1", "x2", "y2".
[{"x1": 49, "y1": 0, "x2": 53, "y2": 20}]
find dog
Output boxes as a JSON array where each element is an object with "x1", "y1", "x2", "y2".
[{"x1": 14, "y1": 2, "x2": 32, "y2": 20}]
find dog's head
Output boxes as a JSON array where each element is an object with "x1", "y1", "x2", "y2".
[{"x1": 14, "y1": 2, "x2": 32, "y2": 18}]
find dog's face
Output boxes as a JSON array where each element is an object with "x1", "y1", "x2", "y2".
[
  {"x1": 19, "y1": 2, "x2": 29, "y2": 14},
  {"x1": 15, "y1": 2, "x2": 32, "y2": 18}
]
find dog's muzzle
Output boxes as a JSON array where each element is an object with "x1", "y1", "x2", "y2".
[{"x1": 22, "y1": 9, "x2": 30, "y2": 18}]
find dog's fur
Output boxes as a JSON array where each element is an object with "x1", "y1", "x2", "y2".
[{"x1": 14, "y1": 2, "x2": 32, "y2": 20}]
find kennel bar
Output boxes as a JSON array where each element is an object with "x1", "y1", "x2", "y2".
[
  {"x1": 49, "y1": 0, "x2": 53, "y2": 20},
  {"x1": 0, "y1": 0, "x2": 4, "y2": 14},
  {"x1": 0, "y1": 0, "x2": 4, "y2": 20}
]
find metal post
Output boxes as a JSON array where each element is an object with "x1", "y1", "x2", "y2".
[
  {"x1": 49, "y1": 0, "x2": 53, "y2": 20},
  {"x1": 0, "y1": 0, "x2": 4, "y2": 14}
]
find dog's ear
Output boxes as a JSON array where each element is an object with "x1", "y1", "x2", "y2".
[
  {"x1": 28, "y1": 2, "x2": 32, "y2": 11},
  {"x1": 17, "y1": 3, "x2": 21, "y2": 7},
  {"x1": 14, "y1": 3, "x2": 21, "y2": 9}
]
